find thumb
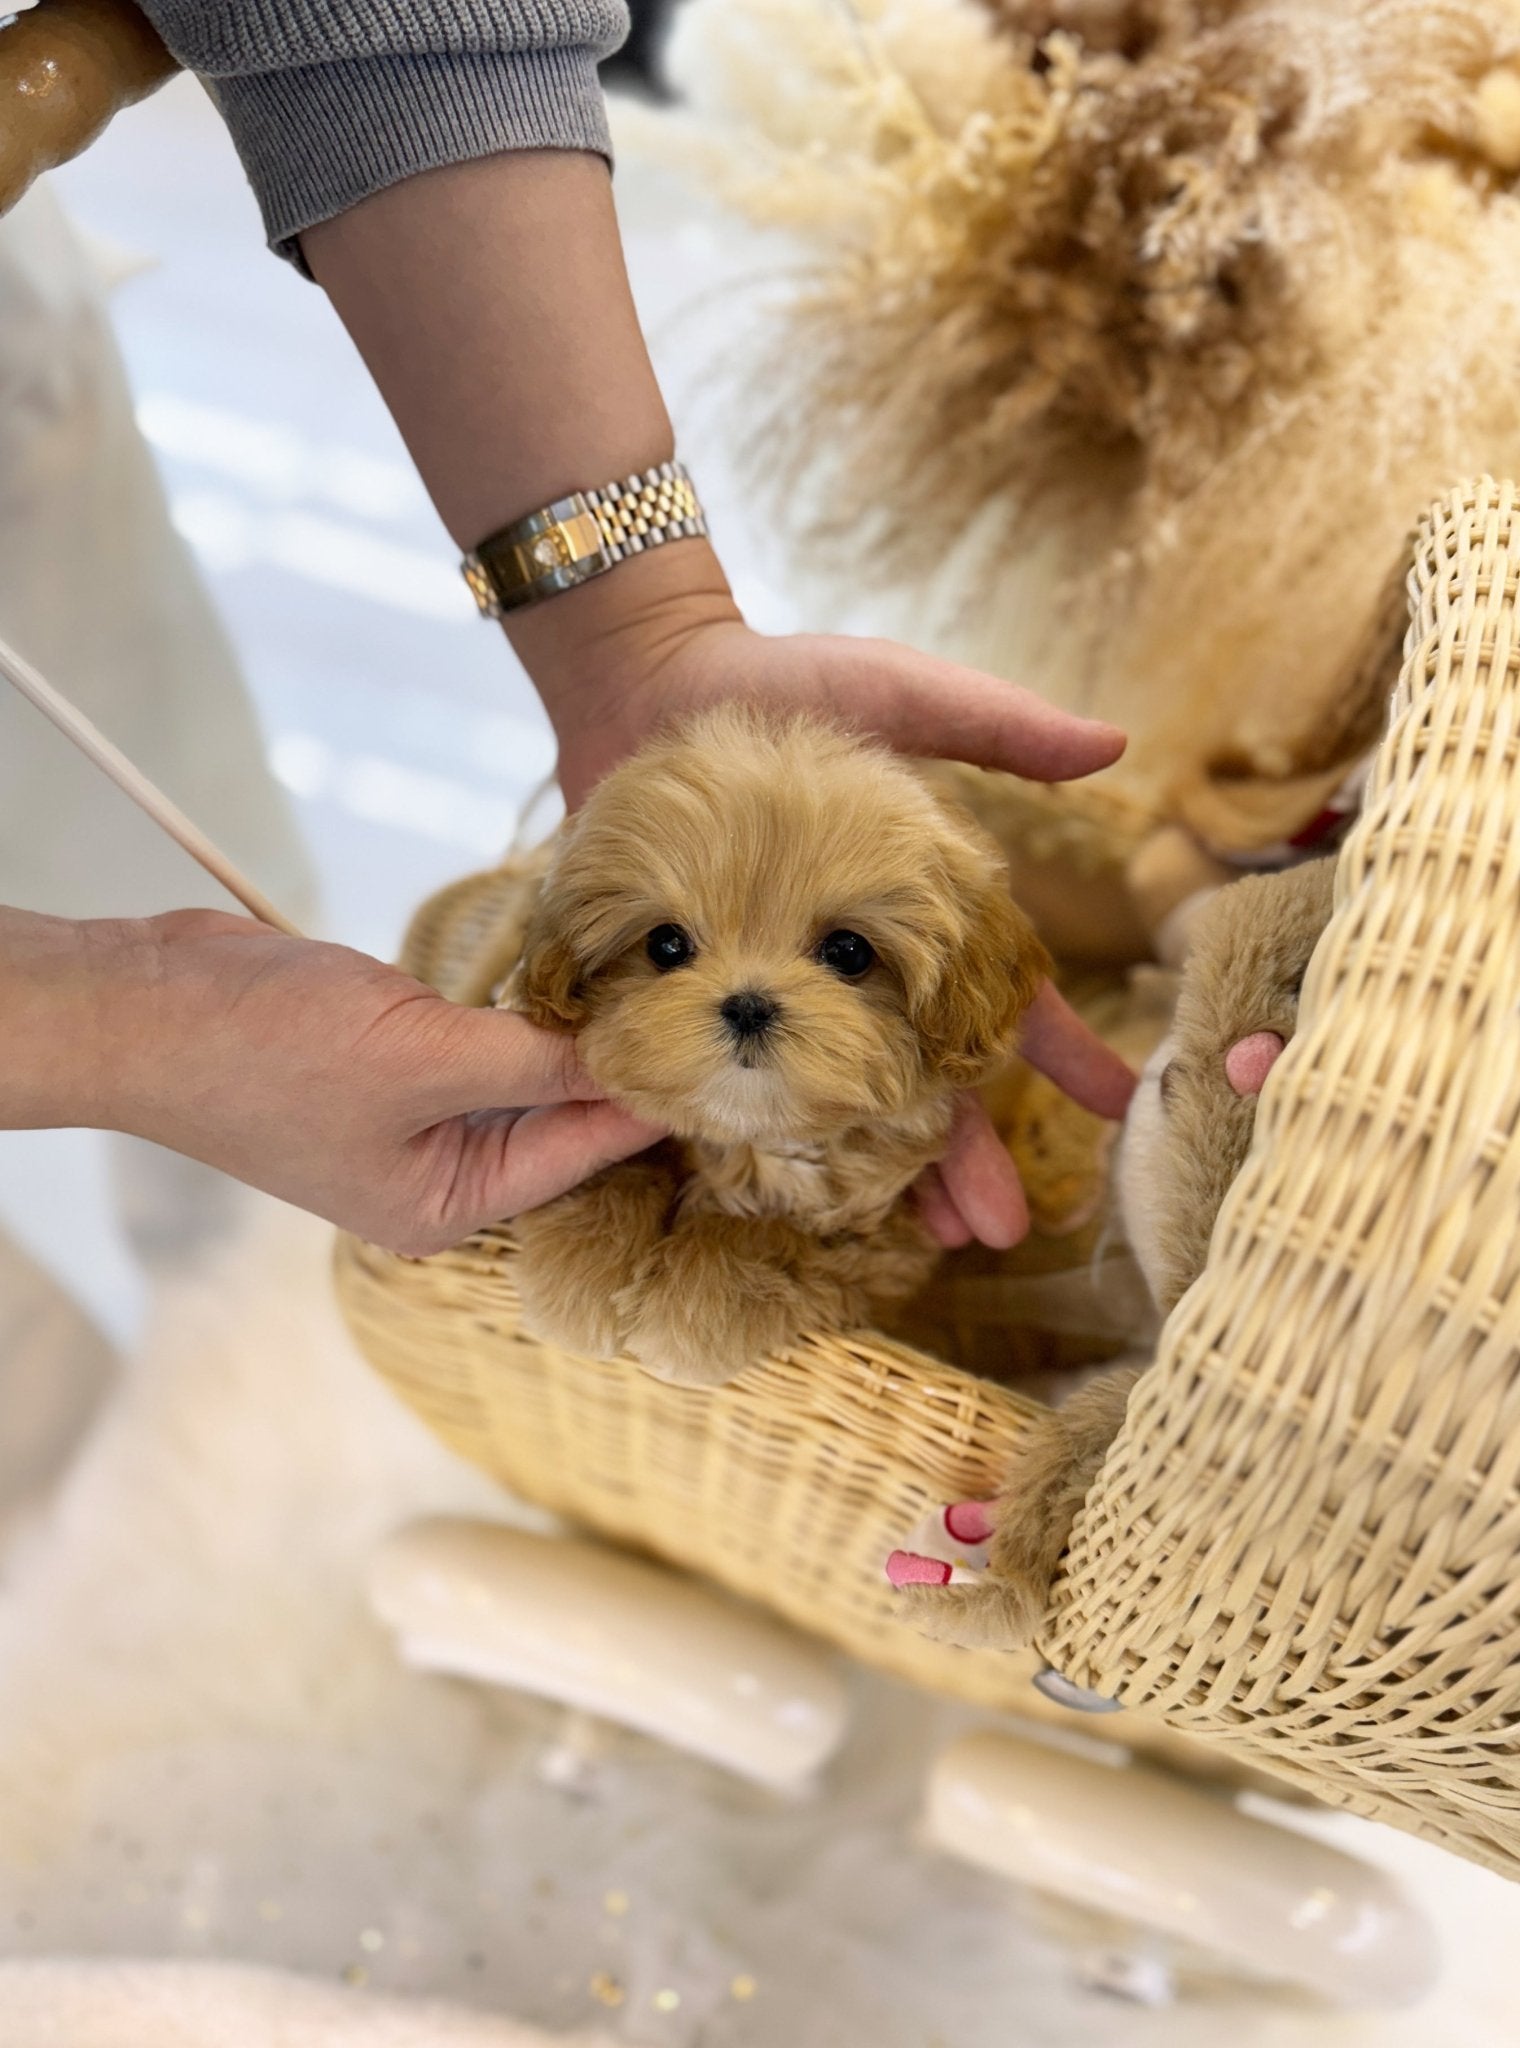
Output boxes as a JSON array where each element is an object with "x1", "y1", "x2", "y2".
[
  {"x1": 808, "y1": 636, "x2": 1126, "y2": 783},
  {"x1": 938, "y1": 1093, "x2": 1030, "y2": 1251},
  {"x1": 419, "y1": 1002, "x2": 601, "y2": 1118},
  {"x1": 449, "y1": 1099, "x2": 664, "y2": 1226}
]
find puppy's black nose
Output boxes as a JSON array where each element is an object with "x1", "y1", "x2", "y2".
[{"x1": 720, "y1": 990, "x2": 779, "y2": 1040}]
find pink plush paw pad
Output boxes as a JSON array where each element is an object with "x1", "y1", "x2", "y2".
[
  {"x1": 1224, "y1": 1030, "x2": 1286, "y2": 1098},
  {"x1": 943, "y1": 1500, "x2": 997, "y2": 1545},
  {"x1": 888, "y1": 1499, "x2": 998, "y2": 1592},
  {"x1": 886, "y1": 1550, "x2": 953, "y2": 1588}
]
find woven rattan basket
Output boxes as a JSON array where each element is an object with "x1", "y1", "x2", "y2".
[
  {"x1": 1041, "y1": 479, "x2": 1520, "y2": 1878},
  {"x1": 337, "y1": 480, "x2": 1520, "y2": 1876}
]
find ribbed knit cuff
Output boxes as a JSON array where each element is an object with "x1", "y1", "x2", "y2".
[{"x1": 208, "y1": 43, "x2": 614, "y2": 273}]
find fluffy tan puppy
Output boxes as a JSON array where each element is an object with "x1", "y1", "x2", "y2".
[
  {"x1": 894, "y1": 857, "x2": 1336, "y2": 1647},
  {"x1": 507, "y1": 707, "x2": 1049, "y2": 1386}
]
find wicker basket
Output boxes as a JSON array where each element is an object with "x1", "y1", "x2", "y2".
[
  {"x1": 1043, "y1": 479, "x2": 1520, "y2": 1879},
  {"x1": 336, "y1": 480, "x2": 1520, "y2": 1874}
]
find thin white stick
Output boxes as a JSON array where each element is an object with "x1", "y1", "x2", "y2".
[{"x1": 0, "y1": 630, "x2": 305, "y2": 938}]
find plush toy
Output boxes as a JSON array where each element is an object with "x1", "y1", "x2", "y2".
[
  {"x1": 505, "y1": 708, "x2": 1049, "y2": 1386},
  {"x1": 888, "y1": 856, "x2": 1336, "y2": 1646},
  {"x1": 625, "y1": 0, "x2": 1520, "y2": 943}
]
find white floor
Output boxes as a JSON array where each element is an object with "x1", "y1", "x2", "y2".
[{"x1": 0, "y1": 67, "x2": 1518, "y2": 2047}]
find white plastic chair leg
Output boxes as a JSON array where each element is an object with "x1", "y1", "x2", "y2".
[
  {"x1": 925, "y1": 1730, "x2": 1439, "y2": 2008},
  {"x1": 368, "y1": 1517, "x2": 849, "y2": 1794}
]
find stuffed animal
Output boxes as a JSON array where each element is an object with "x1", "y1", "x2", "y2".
[
  {"x1": 889, "y1": 856, "x2": 1336, "y2": 1646},
  {"x1": 506, "y1": 707, "x2": 1049, "y2": 1386},
  {"x1": 625, "y1": 0, "x2": 1519, "y2": 942}
]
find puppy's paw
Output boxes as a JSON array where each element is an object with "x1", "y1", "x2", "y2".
[
  {"x1": 513, "y1": 1157, "x2": 677, "y2": 1363},
  {"x1": 621, "y1": 1283, "x2": 797, "y2": 1386},
  {"x1": 886, "y1": 1503, "x2": 1045, "y2": 1650},
  {"x1": 620, "y1": 1217, "x2": 812, "y2": 1386},
  {"x1": 516, "y1": 1270, "x2": 629, "y2": 1362},
  {"x1": 888, "y1": 1368, "x2": 1144, "y2": 1654}
]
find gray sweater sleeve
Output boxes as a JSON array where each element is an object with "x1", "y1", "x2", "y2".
[{"x1": 134, "y1": 0, "x2": 629, "y2": 268}]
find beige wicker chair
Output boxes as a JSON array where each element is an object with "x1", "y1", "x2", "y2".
[{"x1": 336, "y1": 478, "x2": 1520, "y2": 1878}]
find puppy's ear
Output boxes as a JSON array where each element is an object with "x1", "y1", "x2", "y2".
[
  {"x1": 914, "y1": 847, "x2": 1050, "y2": 1090},
  {"x1": 511, "y1": 917, "x2": 590, "y2": 1031},
  {"x1": 508, "y1": 838, "x2": 597, "y2": 1031}
]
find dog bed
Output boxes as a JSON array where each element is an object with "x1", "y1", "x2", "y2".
[{"x1": 336, "y1": 479, "x2": 1520, "y2": 1876}]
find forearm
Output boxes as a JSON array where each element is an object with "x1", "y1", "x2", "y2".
[
  {"x1": 0, "y1": 908, "x2": 138, "y2": 1131},
  {"x1": 306, "y1": 150, "x2": 664, "y2": 543},
  {"x1": 302, "y1": 150, "x2": 740, "y2": 742},
  {"x1": 132, "y1": 0, "x2": 627, "y2": 269}
]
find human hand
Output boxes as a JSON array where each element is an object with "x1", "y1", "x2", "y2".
[
  {"x1": 510, "y1": 550, "x2": 1127, "y2": 811},
  {"x1": 10, "y1": 909, "x2": 660, "y2": 1255},
  {"x1": 306, "y1": 143, "x2": 1134, "y2": 1257},
  {"x1": 917, "y1": 985, "x2": 1137, "y2": 1251}
]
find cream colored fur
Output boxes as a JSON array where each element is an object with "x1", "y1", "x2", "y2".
[
  {"x1": 902, "y1": 860, "x2": 1336, "y2": 1649},
  {"x1": 625, "y1": 0, "x2": 1520, "y2": 853},
  {"x1": 1117, "y1": 857, "x2": 1338, "y2": 1314},
  {"x1": 508, "y1": 708, "x2": 1047, "y2": 1385}
]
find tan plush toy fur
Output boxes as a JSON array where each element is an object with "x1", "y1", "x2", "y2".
[
  {"x1": 627, "y1": 0, "x2": 1520, "y2": 903},
  {"x1": 896, "y1": 857, "x2": 1336, "y2": 1647},
  {"x1": 506, "y1": 708, "x2": 1049, "y2": 1386}
]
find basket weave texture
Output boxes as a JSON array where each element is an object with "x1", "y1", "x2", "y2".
[
  {"x1": 335, "y1": 481, "x2": 1520, "y2": 1872},
  {"x1": 1046, "y1": 479, "x2": 1520, "y2": 1879},
  {"x1": 339, "y1": 1225, "x2": 1052, "y2": 1711}
]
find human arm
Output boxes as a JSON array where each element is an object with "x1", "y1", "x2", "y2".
[
  {"x1": 123, "y1": 6, "x2": 1136, "y2": 1237},
  {"x1": 302, "y1": 153, "x2": 1136, "y2": 1240},
  {"x1": 302, "y1": 148, "x2": 1131, "y2": 811},
  {"x1": 0, "y1": 906, "x2": 659, "y2": 1253}
]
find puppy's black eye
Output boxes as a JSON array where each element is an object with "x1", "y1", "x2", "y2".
[
  {"x1": 646, "y1": 924, "x2": 694, "y2": 972},
  {"x1": 816, "y1": 929, "x2": 875, "y2": 979}
]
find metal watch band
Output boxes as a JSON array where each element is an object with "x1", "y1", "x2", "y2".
[{"x1": 461, "y1": 460, "x2": 708, "y2": 618}]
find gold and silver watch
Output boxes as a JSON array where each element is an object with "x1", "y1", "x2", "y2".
[{"x1": 460, "y1": 459, "x2": 708, "y2": 618}]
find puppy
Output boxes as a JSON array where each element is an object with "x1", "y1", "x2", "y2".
[
  {"x1": 507, "y1": 706, "x2": 1049, "y2": 1385},
  {"x1": 892, "y1": 856, "x2": 1337, "y2": 1648}
]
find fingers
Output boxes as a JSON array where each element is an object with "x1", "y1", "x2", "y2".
[
  {"x1": 937, "y1": 1093, "x2": 1029, "y2": 1251},
  {"x1": 451, "y1": 1099, "x2": 664, "y2": 1228},
  {"x1": 501, "y1": 1099, "x2": 665, "y2": 1213},
  {"x1": 1019, "y1": 983, "x2": 1136, "y2": 1120},
  {"x1": 422, "y1": 1003, "x2": 604, "y2": 1117},
  {"x1": 916, "y1": 1164, "x2": 974, "y2": 1249},
  {"x1": 811, "y1": 637, "x2": 1126, "y2": 783}
]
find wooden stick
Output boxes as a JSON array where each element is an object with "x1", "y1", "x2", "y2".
[{"x1": 0, "y1": 630, "x2": 306, "y2": 938}]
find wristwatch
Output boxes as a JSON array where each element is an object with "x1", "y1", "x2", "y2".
[{"x1": 461, "y1": 459, "x2": 708, "y2": 617}]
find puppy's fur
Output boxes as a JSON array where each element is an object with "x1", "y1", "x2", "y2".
[
  {"x1": 900, "y1": 858, "x2": 1336, "y2": 1648},
  {"x1": 508, "y1": 708, "x2": 1048, "y2": 1385}
]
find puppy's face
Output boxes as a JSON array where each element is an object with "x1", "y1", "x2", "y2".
[
  {"x1": 512, "y1": 710, "x2": 1047, "y2": 1146},
  {"x1": 1117, "y1": 857, "x2": 1336, "y2": 1312}
]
